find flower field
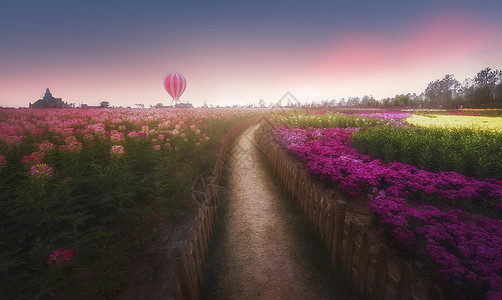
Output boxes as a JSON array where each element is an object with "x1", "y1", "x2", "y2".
[
  {"x1": 407, "y1": 114, "x2": 502, "y2": 132},
  {"x1": 272, "y1": 111, "x2": 502, "y2": 299},
  {"x1": 352, "y1": 126, "x2": 502, "y2": 180},
  {"x1": 0, "y1": 108, "x2": 256, "y2": 298}
]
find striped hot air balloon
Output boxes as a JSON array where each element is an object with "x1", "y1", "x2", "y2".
[{"x1": 164, "y1": 73, "x2": 187, "y2": 104}]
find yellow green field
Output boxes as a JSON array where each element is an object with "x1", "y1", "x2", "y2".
[{"x1": 406, "y1": 114, "x2": 502, "y2": 132}]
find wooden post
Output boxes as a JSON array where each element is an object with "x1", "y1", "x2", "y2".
[
  {"x1": 331, "y1": 201, "x2": 346, "y2": 268},
  {"x1": 273, "y1": 147, "x2": 279, "y2": 173},
  {"x1": 300, "y1": 179, "x2": 307, "y2": 213},
  {"x1": 356, "y1": 232, "x2": 370, "y2": 294},
  {"x1": 326, "y1": 204, "x2": 336, "y2": 250},
  {"x1": 191, "y1": 228, "x2": 203, "y2": 286},
  {"x1": 344, "y1": 221, "x2": 355, "y2": 279},
  {"x1": 314, "y1": 192, "x2": 321, "y2": 231},
  {"x1": 299, "y1": 175, "x2": 307, "y2": 209},
  {"x1": 185, "y1": 240, "x2": 199, "y2": 299},
  {"x1": 172, "y1": 241, "x2": 196, "y2": 300},
  {"x1": 311, "y1": 194, "x2": 318, "y2": 226},
  {"x1": 198, "y1": 210, "x2": 209, "y2": 258},
  {"x1": 318, "y1": 197, "x2": 327, "y2": 239},
  {"x1": 372, "y1": 246, "x2": 389, "y2": 300},
  {"x1": 207, "y1": 205, "x2": 215, "y2": 239},
  {"x1": 286, "y1": 163, "x2": 292, "y2": 189},
  {"x1": 196, "y1": 225, "x2": 205, "y2": 269},
  {"x1": 308, "y1": 185, "x2": 315, "y2": 221},
  {"x1": 291, "y1": 167, "x2": 299, "y2": 200},
  {"x1": 395, "y1": 263, "x2": 411, "y2": 300}
]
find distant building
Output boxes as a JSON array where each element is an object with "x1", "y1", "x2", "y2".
[
  {"x1": 174, "y1": 102, "x2": 193, "y2": 108},
  {"x1": 79, "y1": 104, "x2": 101, "y2": 108},
  {"x1": 30, "y1": 88, "x2": 70, "y2": 108}
]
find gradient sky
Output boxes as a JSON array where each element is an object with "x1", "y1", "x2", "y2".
[{"x1": 1, "y1": 0, "x2": 502, "y2": 108}]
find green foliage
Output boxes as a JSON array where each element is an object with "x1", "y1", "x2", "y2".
[
  {"x1": 0, "y1": 112, "x2": 249, "y2": 298},
  {"x1": 352, "y1": 126, "x2": 502, "y2": 180}
]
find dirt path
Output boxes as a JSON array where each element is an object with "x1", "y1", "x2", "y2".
[{"x1": 201, "y1": 125, "x2": 361, "y2": 299}]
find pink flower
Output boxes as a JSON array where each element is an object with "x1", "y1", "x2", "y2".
[
  {"x1": 111, "y1": 145, "x2": 125, "y2": 157},
  {"x1": 47, "y1": 249, "x2": 73, "y2": 266},
  {"x1": 4, "y1": 136, "x2": 23, "y2": 147},
  {"x1": 153, "y1": 144, "x2": 161, "y2": 151},
  {"x1": 65, "y1": 136, "x2": 78, "y2": 145},
  {"x1": 30, "y1": 163, "x2": 53, "y2": 178},
  {"x1": 63, "y1": 176, "x2": 72, "y2": 183},
  {"x1": 38, "y1": 141, "x2": 56, "y2": 152},
  {"x1": 127, "y1": 131, "x2": 138, "y2": 138},
  {"x1": 0, "y1": 155, "x2": 6, "y2": 167},
  {"x1": 22, "y1": 152, "x2": 43, "y2": 165},
  {"x1": 59, "y1": 142, "x2": 82, "y2": 152}
]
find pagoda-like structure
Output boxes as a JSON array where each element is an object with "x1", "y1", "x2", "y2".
[
  {"x1": 30, "y1": 88, "x2": 69, "y2": 108},
  {"x1": 42, "y1": 88, "x2": 52, "y2": 101}
]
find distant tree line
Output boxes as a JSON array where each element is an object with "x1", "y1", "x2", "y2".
[{"x1": 306, "y1": 67, "x2": 502, "y2": 109}]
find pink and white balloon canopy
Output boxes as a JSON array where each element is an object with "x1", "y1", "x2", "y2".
[{"x1": 164, "y1": 73, "x2": 187, "y2": 103}]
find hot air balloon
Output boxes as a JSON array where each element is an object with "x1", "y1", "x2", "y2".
[{"x1": 164, "y1": 73, "x2": 187, "y2": 106}]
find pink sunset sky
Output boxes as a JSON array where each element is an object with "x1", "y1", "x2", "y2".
[{"x1": 1, "y1": 1, "x2": 501, "y2": 108}]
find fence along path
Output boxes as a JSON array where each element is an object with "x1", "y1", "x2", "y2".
[
  {"x1": 170, "y1": 118, "x2": 258, "y2": 300},
  {"x1": 256, "y1": 119, "x2": 445, "y2": 300},
  {"x1": 199, "y1": 124, "x2": 361, "y2": 299}
]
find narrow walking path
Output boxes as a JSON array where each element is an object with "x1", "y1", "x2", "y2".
[{"x1": 201, "y1": 124, "x2": 360, "y2": 299}]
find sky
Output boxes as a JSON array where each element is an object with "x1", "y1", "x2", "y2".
[{"x1": 1, "y1": 0, "x2": 502, "y2": 108}]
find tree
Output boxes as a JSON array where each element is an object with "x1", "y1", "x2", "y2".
[
  {"x1": 472, "y1": 67, "x2": 501, "y2": 106},
  {"x1": 347, "y1": 97, "x2": 360, "y2": 107},
  {"x1": 391, "y1": 94, "x2": 411, "y2": 107},
  {"x1": 474, "y1": 67, "x2": 500, "y2": 89},
  {"x1": 100, "y1": 101, "x2": 110, "y2": 108},
  {"x1": 258, "y1": 99, "x2": 266, "y2": 107},
  {"x1": 155, "y1": 103, "x2": 163, "y2": 108},
  {"x1": 462, "y1": 68, "x2": 502, "y2": 107},
  {"x1": 495, "y1": 82, "x2": 502, "y2": 107},
  {"x1": 381, "y1": 97, "x2": 391, "y2": 107},
  {"x1": 425, "y1": 74, "x2": 460, "y2": 107},
  {"x1": 361, "y1": 95, "x2": 378, "y2": 107}
]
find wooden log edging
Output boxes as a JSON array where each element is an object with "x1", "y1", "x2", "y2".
[
  {"x1": 255, "y1": 119, "x2": 443, "y2": 300},
  {"x1": 171, "y1": 117, "x2": 260, "y2": 300}
]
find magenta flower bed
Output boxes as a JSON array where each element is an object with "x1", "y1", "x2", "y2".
[
  {"x1": 356, "y1": 111, "x2": 412, "y2": 126},
  {"x1": 272, "y1": 126, "x2": 502, "y2": 299}
]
